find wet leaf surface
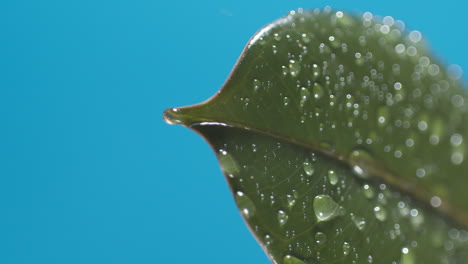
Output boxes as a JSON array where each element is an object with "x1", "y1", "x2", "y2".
[{"x1": 164, "y1": 8, "x2": 468, "y2": 264}]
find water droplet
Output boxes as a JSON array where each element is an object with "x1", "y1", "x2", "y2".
[
  {"x1": 278, "y1": 210, "x2": 288, "y2": 226},
  {"x1": 428, "y1": 64, "x2": 440, "y2": 76},
  {"x1": 355, "y1": 52, "x2": 364, "y2": 66},
  {"x1": 430, "y1": 196, "x2": 442, "y2": 208},
  {"x1": 374, "y1": 206, "x2": 387, "y2": 221},
  {"x1": 395, "y1": 43, "x2": 406, "y2": 54},
  {"x1": 416, "y1": 168, "x2": 426, "y2": 178},
  {"x1": 377, "y1": 106, "x2": 389, "y2": 126},
  {"x1": 252, "y1": 79, "x2": 261, "y2": 91},
  {"x1": 286, "y1": 194, "x2": 296, "y2": 208},
  {"x1": 217, "y1": 149, "x2": 240, "y2": 177},
  {"x1": 312, "y1": 83, "x2": 324, "y2": 99},
  {"x1": 312, "y1": 64, "x2": 321, "y2": 79},
  {"x1": 301, "y1": 33, "x2": 311, "y2": 43},
  {"x1": 289, "y1": 60, "x2": 301, "y2": 77},
  {"x1": 300, "y1": 87, "x2": 310, "y2": 101},
  {"x1": 450, "y1": 133, "x2": 463, "y2": 146},
  {"x1": 313, "y1": 194, "x2": 344, "y2": 222},
  {"x1": 451, "y1": 94, "x2": 465, "y2": 107},
  {"x1": 283, "y1": 255, "x2": 306, "y2": 264},
  {"x1": 362, "y1": 184, "x2": 375, "y2": 199},
  {"x1": 343, "y1": 242, "x2": 351, "y2": 255},
  {"x1": 327, "y1": 170, "x2": 338, "y2": 185},
  {"x1": 282, "y1": 65, "x2": 289, "y2": 76},
  {"x1": 235, "y1": 191, "x2": 256, "y2": 219},
  {"x1": 451, "y1": 151, "x2": 464, "y2": 165},
  {"x1": 274, "y1": 33, "x2": 281, "y2": 41},
  {"x1": 409, "y1": 30, "x2": 422, "y2": 43},
  {"x1": 401, "y1": 247, "x2": 415, "y2": 264},
  {"x1": 351, "y1": 213, "x2": 366, "y2": 230},
  {"x1": 303, "y1": 161, "x2": 315, "y2": 176},
  {"x1": 314, "y1": 232, "x2": 327, "y2": 245},
  {"x1": 264, "y1": 234, "x2": 273, "y2": 246},
  {"x1": 163, "y1": 108, "x2": 182, "y2": 125},
  {"x1": 348, "y1": 148, "x2": 374, "y2": 179}
]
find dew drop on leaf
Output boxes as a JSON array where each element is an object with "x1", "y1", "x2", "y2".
[
  {"x1": 327, "y1": 170, "x2": 338, "y2": 185},
  {"x1": 374, "y1": 206, "x2": 387, "y2": 221},
  {"x1": 235, "y1": 191, "x2": 256, "y2": 219},
  {"x1": 343, "y1": 241, "x2": 351, "y2": 256},
  {"x1": 312, "y1": 83, "x2": 324, "y2": 99},
  {"x1": 283, "y1": 254, "x2": 306, "y2": 264},
  {"x1": 312, "y1": 232, "x2": 325, "y2": 245},
  {"x1": 362, "y1": 184, "x2": 375, "y2": 199},
  {"x1": 350, "y1": 213, "x2": 366, "y2": 230},
  {"x1": 348, "y1": 148, "x2": 374, "y2": 179},
  {"x1": 278, "y1": 210, "x2": 289, "y2": 226},
  {"x1": 303, "y1": 161, "x2": 315, "y2": 176},
  {"x1": 289, "y1": 60, "x2": 301, "y2": 77},
  {"x1": 313, "y1": 194, "x2": 344, "y2": 222}
]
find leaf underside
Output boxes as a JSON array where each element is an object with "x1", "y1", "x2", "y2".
[{"x1": 164, "y1": 8, "x2": 468, "y2": 264}]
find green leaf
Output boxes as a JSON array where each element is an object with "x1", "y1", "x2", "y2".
[{"x1": 164, "y1": 8, "x2": 468, "y2": 264}]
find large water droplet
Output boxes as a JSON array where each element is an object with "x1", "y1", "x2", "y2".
[
  {"x1": 235, "y1": 191, "x2": 256, "y2": 219},
  {"x1": 313, "y1": 194, "x2": 344, "y2": 222}
]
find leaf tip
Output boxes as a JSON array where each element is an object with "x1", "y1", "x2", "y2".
[{"x1": 162, "y1": 107, "x2": 183, "y2": 125}]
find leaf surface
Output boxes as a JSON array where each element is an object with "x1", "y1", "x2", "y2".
[{"x1": 164, "y1": 8, "x2": 468, "y2": 264}]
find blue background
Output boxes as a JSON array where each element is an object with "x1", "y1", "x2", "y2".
[{"x1": 1, "y1": 0, "x2": 466, "y2": 263}]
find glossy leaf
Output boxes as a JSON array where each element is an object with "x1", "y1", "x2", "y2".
[{"x1": 164, "y1": 8, "x2": 468, "y2": 264}]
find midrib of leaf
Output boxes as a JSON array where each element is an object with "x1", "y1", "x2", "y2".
[{"x1": 164, "y1": 107, "x2": 468, "y2": 230}]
